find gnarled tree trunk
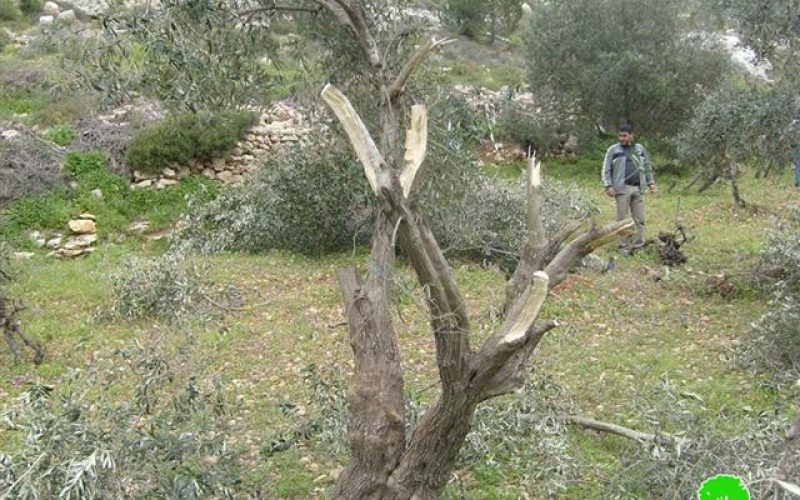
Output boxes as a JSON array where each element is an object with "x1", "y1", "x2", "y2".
[
  {"x1": 321, "y1": 83, "x2": 632, "y2": 497},
  {"x1": 271, "y1": 3, "x2": 634, "y2": 497}
]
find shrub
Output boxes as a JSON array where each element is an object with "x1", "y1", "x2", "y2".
[
  {"x1": 174, "y1": 138, "x2": 373, "y2": 256},
  {"x1": 126, "y1": 111, "x2": 258, "y2": 175},
  {"x1": 440, "y1": 0, "x2": 486, "y2": 38},
  {"x1": 439, "y1": 0, "x2": 522, "y2": 41},
  {"x1": 0, "y1": 0, "x2": 19, "y2": 21},
  {"x1": 18, "y1": 0, "x2": 42, "y2": 15},
  {"x1": 0, "y1": 341, "x2": 250, "y2": 498},
  {"x1": 45, "y1": 124, "x2": 77, "y2": 146},
  {"x1": 494, "y1": 106, "x2": 562, "y2": 154},
  {"x1": 750, "y1": 205, "x2": 800, "y2": 376},
  {"x1": 0, "y1": 135, "x2": 65, "y2": 206},
  {"x1": 109, "y1": 253, "x2": 241, "y2": 321}
]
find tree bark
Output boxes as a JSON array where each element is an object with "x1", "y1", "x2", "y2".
[
  {"x1": 332, "y1": 214, "x2": 407, "y2": 499},
  {"x1": 697, "y1": 172, "x2": 720, "y2": 193},
  {"x1": 729, "y1": 163, "x2": 746, "y2": 207}
]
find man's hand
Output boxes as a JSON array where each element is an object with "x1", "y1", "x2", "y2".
[
  {"x1": 648, "y1": 183, "x2": 657, "y2": 194},
  {"x1": 605, "y1": 187, "x2": 616, "y2": 197}
]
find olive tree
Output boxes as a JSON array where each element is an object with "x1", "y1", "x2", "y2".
[
  {"x1": 87, "y1": 1, "x2": 632, "y2": 496},
  {"x1": 679, "y1": 0, "x2": 800, "y2": 205},
  {"x1": 523, "y1": 0, "x2": 729, "y2": 139},
  {"x1": 252, "y1": 2, "x2": 630, "y2": 497}
]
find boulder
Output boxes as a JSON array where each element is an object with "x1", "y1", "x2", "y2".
[
  {"x1": 43, "y1": 1, "x2": 60, "y2": 16},
  {"x1": 216, "y1": 170, "x2": 235, "y2": 183},
  {"x1": 201, "y1": 168, "x2": 215, "y2": 178},
  {"x1": 162, "y1": 167, "x2": 177, "y2": 179},
  {"x1": 68, "y1": 219, "x2": 96, "y2": 235},
  {"x1": 90, "y1": 188, "x2": 103, "y2": 199},
  {"x1": 38, "y1": 15, "x2": 55, "y2": 27},
  {"x1": 57, "y1": 10, "x2": 76, "y2": 24},
  {"x1": 211, "y1": 158, "x2": 227, "y2": 172}
]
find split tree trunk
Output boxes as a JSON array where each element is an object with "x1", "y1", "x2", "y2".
[
  {"x1": 324, "y1": 80, "x2": 633, "y2": 498},
  {"x1": 290, "y1": 4, "x2": 633, "y2": 497}
]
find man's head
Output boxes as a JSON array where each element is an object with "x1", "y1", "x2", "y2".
[{"x1": 618, "y1": 124, "x2": 633, "y2": 146}]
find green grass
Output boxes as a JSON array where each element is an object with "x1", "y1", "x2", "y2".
[
  {"x1": 1, "y1": 154, "x2": 798, "y2": 496},
  {"x1": 4, "y1": 152, "x2": 220, "y2": 245}
]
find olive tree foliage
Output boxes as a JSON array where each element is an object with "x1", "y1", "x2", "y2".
[
  {"x1": 678, "y1": 0, "x2": 800, "y2": 205},
  {"x1": 437, "y1": 0, "x2": 523, "y2": 42},
  {"x1": 75, "y1": 0, "x2": 278, "y2": 112},
  {"x1": 720, "y1": 0, "x2": 800, "y2": 81},
  {"x1": 678, "y1": 81, "x2": 799, "y2": 206},
  {"x1": 523, "y1": 0, "x2": 729, "y2": 139}
]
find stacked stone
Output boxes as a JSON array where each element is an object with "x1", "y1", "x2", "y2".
[
  {"x1": 30, "y1": 214, "x2": 98, "y2": 259},
  {"x1": 39, "y1": 1, "x2": 77, "y2": 28},
  {"x1": 132, "y1": 102, "x2": 309, "y2": 188}
]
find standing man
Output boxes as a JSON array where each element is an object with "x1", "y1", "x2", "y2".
[
  {"x1": 794, "y1": 144, "x2": 800, "y2": 188},
  {"x1": 602, "y1": 124, "x2": 656, "y2": 252}
]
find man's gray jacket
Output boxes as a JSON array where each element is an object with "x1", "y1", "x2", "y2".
[{"x1": 602, "y1": 143, "x2": 654, "y2": 194}]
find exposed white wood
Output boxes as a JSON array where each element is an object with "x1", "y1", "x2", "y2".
[
  {"x1": 501, "y1": 271, "x2": 549, "y2": 346},
  {"x1": 400, "y1": 105, "x2": 428, "y2": 198},
  {"x1": 321, "y1": 84, "x2": 385, "y2": 194}
]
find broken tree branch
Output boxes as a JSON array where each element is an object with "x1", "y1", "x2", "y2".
[
  {"x1": 388, "y1": 37, "x2": 452, "y2": 101},
  {"x1": 321, "y1": 84, "x2": 386, "y2": 193},
  {"x1": 567, "y1": 415, "x2": 683, "y2": 444},
  {"x1": 399, "y1": 105, "x2": 428, "y2": 198}
]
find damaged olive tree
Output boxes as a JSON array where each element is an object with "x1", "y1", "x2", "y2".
[{"x1": 281, "y1": 3, "x2": 634, "y2": 497}]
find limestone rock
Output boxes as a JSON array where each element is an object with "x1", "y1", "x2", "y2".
[
  {"x1": 57, "y1": 9, "x2": 76, "y2": 24},
  {"x1": 155, "y1": 178, "x2": 178, "y2": 189},
  {"x1": 62, "y1": 234, "x2": 97, "y2": 250},
  {"x1": 46, "y1": 236, "x2": 63, "y2": 248},
  {"x1": 162, "y1": 167, "x2": 177, "y2": 179},
  {"x1": 90, "y1": 188, "x2": 103, "y2": 199},
  {"x1": 68, "y1": 219, "x2": 96, "y2": 235},
  {"x1": 13, "y1": 252, "x2": 35, "y2": 260},
  {"x1": 133, "y1": 170, "x2": 154, "y2": 182},
  {"x1": 1, "y1": 129, "x2": 21, "y2": 140},
  {"x1": 43, "y1": 1, "x2": 60, "y2": 16},
  {"x1": 39, "y1": 15, "x2": 55, "y2": 27},
  {"x1": 134, "y1": 179, "x2": 153, "y2": 189},
  {"x1": 78, "y1": 213, "x2": 96, "y2": 221},
  {"x1": 202, "y1": 168, "x2": 215, "y2": 178},
  {"x1": 211, "y1": 158, "x2": 227, "y2": 172},
  {"x1": 129, "y1": 221, "x2": 150, "y2": 232},
  {"x1": 57, "y1": 248, "x2": 87, "y2": 258},
  {"x1": 216, "y1": 171, "x2": 235, "y2": 183}
]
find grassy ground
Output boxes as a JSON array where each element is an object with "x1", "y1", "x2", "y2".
[{"x1": 1, "y1": 157, "x2": 798, "y2": 497}]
